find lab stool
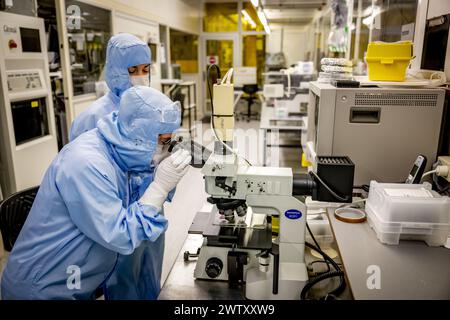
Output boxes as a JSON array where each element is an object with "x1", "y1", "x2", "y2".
[{"x1": 238, "y1": 84, "x2": 260, "y2": 122}]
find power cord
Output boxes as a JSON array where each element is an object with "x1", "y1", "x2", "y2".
[
  {"x1": 301, "y1": 241, "x2": 346, "y2": 300},
  {"x1": 421, "y1": 165, "x2": 449, "y2": 182},
  {"x1": 420, "y1": 169, "x2": 437, "y2": 181},
  {"x1": 432, "y1": 161, "x2": 450, "y2": 195},
  {"x1": 302, "y1": 223, "x2": 346, "y2": 300},
  {"x1": 207, "y1": 64, "x2": 252, "y2": 166},
  {"x1": 309, "y1": 260, "x2": 332, "y2": 274},
  {"x1": 306, "y1": 222, "x2": 322, "y2": 252},
  {"x1": 309, "y1": 171, "x2": 350, "y2": 202}
]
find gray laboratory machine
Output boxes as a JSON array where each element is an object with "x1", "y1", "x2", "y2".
[{"x1": 306, "y1": 81, "x2": 445, "y2": 186}]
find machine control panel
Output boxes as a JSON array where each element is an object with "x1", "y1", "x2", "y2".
[
  {"x1": 2, "y1": 22, "x2": 42, "y2": 55},
  {"x1": 7, "y1": 70, "x2": 43, "y2": 93},
  {"x1": 243, "y1": 178, "x2": 284, "y2": 194}
]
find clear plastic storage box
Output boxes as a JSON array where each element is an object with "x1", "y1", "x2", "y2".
[{"x1": 365, "y1": 181, "x2": 450, "y2": 246}]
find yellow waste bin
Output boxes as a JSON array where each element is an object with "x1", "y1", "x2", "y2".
[{"x1": 366, "y1": 41, "x2": 413, "y2": 82}]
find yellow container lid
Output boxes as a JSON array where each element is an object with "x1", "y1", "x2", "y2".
[{"x1": 366, "y1": 41, "x2": 413, "y2": 60}]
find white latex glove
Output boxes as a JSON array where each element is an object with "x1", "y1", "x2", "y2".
[{"x1": 140, "y1": 149, "x2": 191, "y2": 211}]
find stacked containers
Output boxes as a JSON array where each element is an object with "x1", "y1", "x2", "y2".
[
  {"x1": 365, "y1": 181, "x2": 450, "y2": 246},
  {"x1": 317, "y1": 58, "x2": 353, "y2": 83}
]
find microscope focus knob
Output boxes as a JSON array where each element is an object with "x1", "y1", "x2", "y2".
[{"x1": 205, "y1": 257, "x2": 223, "y2": 279}]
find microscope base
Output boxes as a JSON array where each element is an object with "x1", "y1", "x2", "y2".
[
  {"x1": 194, "y1": 242, "x2": 261, "y2": 281},
  {"x1": 245, "y1": 262, "x2": 308, "y2": 300}
]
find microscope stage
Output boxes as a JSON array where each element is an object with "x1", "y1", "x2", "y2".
[{"x1": 188, "y1": 211, "x2": 272, "y2": 250}]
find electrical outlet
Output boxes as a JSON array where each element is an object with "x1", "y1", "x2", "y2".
[{"x1": 438, "y1": 156, "x2": 450, "y2": 182}]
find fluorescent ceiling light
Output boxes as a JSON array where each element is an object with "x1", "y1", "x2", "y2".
[
  {"x1": 257, "y1": 9, "x2": 267, "y2": 25},
  {"x1": 257, "y1": 9, "x2": 270, "y2": 34},
  {"x1": 251, "y1": 0, "x2": 259, "y2": 7},
  {"x1": 241, "y1": 9, "x2": 256, "y2": 27}
]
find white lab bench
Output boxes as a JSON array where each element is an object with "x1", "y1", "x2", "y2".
[{"x1": 259, "y1": 103, "x2": 307, "y2": 167}]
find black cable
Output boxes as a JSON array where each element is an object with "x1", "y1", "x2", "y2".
[
  {"x1": 309, "y1": 260, "x2": 331, "y2": 273},
  {"x1": 306, "y1": 222, "x2": 322, "y2": 252},
  {"x1": 305, "y1": 242, "x2": 341, "y2": 277},
  {"x1": 301, "y1": 242, "x2": 346, "y2": 300},
  {"x1": 300, "y1": 271, "x2": 345, "y2": 300},
  {"x1": 307, "y1": 221, "x2": 334, "y2": 273},
  {"x1": 432, "y1": 164, "x2": 450, "y2": 195},
  {"x1": 207, "y1": 64, "x2": 226, "y2": 156},
  {"x1": 207, "y1": 64, "x2": 221, "y2": 116},
  {"x1": 438, "y1": 185, "x2": 450, "y2": 194},
  {"x1": 310, "y1": 171, "x2": 350, "y2": 202}
]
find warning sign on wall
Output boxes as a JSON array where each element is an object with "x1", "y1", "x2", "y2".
[{"x1": 206, "y1": 55, "x2": 219, "y2": 65}]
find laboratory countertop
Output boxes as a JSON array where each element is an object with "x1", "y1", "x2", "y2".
[
  {"x1": 160, "y1": 79, "x2": 196, "y2": 86},
  {"x1": 160, "y1": 79, "x2": 183, "y2": 85},
  {"x1": 328, "y1": 208, "x2": 450, "y2": 300},
  {"x1": 259, "y1": 103, "x2": 307, "y2": 131}
]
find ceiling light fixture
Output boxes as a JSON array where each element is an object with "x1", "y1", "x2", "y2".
[
  {"x1": 242, "y1": 9, "x2": 256, "y2": 28},
  {"x1": 257, "y1": 8, "x2": 270, "y2": 34}
]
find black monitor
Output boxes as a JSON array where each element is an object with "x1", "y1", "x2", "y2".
[{"x1": 20, "y1": 27, "x2": 41, "y2": 52}]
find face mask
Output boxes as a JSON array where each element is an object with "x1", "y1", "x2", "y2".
[
  {"x1": 152, "y1": 144, "x2": 170, "y2": 166},
  {"x1": 130, "y1": 74, "x2": 150, "y2": 87}
]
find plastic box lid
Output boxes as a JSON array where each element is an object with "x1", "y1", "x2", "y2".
[
  {"x1": 366, "y1": 41, "x2": 413, "y2": 61},
  {"x1": 365, "y1": 181, "x2": 450, "y2": 226}
]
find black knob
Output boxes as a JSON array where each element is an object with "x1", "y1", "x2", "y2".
[{"x1": 205, "y1": 257, "x2": 223, "y2": 279}]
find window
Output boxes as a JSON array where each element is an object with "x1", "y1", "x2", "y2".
[
  {"x1": 242, "y1": 35, "x2": 266, "y2": 86},
  {"x1": 371, "y1": 0, "x2": 418, "y2": 42},
  {"x1": 203, "y1": 2, "x2": 238, "y2": 32},
  {"x1": 66, "y1": 0, "x2": 111, "y2": 96},
  {"x1": 350, "y1": 0, "x2": 372, "y2": 61},
  {"x1": 350, "y1": 0, "x2": 418, "y2": 61},
  {"x1": 170, "y1": 29, "x2": 199, "y2": 73}
]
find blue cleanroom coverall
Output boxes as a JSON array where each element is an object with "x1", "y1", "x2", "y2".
[
  {"x1": 1, "y1": 86, "x2": 181, "y2": 299},
  {"x1": 69, "y1": 33, "x2": 151, "y2": 142}
]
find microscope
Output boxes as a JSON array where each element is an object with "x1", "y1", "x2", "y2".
[
  {"x1": 188, "y1": 67, "x2": 307, "y2": 300},
  {"x1": 178, "y1": 65, "x2": 354, "y2": 300}
]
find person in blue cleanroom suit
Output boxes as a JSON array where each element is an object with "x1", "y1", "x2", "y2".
[
  {"x1": 69, "y1": 33, "x2": 152, "y2": 142},
  {"x1": 0, "y1": 86, "x2": 191, "y2": 300},
  {"x1": 69, "y1": 33, "x2": 168, "y2": 300}
]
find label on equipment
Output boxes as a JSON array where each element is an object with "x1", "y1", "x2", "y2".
[
  {"x1": 31, "y1": 101, "x2": 39, "y2": 108},
  {"x1": 7, "y1": 71, "x2": 42, "y2": 92},
  {"x1": 284, "y1": 209, "x2": 302, "y2": 220}
]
